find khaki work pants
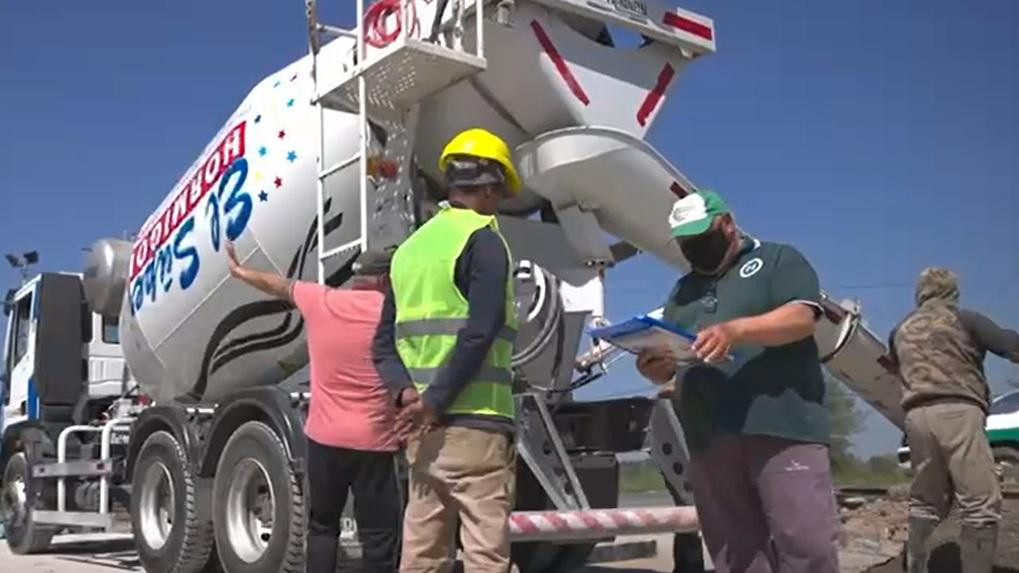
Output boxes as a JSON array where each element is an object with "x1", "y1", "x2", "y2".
[
  {"x1": 400, "y1": 426, "x2": 516, "y2": 573},
  {"x1": 905, "y1": 402, "x2": 1001, "y2": 526}
]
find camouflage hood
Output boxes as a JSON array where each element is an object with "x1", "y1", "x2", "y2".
[{"x1": 915, "y1": 267, "x2": 960, "y2": 307}]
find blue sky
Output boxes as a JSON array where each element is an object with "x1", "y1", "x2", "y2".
[{"x1": 2, "y1": 1, "x2": 1017, "y2": 456}]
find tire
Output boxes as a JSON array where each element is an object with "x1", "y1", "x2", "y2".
[
  {"x1": 212, "y1": 421, "x2": 305, "y2": 573},
  {"x1": 130, "y1": 431, "x2": 215, "y2": 573},
  {"x1": 2, "y1": 452, "x2": 56, "y2": 554},
  {"x1": 992, "y1": 445, "x2": 1019, "y2": 487}
]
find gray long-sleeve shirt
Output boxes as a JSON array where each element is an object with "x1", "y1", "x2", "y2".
[{"x1": 372, "y1": 216, "x2": 514, "y2": 434}]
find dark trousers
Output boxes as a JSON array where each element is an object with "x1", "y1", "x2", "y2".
[
  {"x1": 306, "y1": 438, "x2": 401, "y2": 573},
  {"x1": 689, "y1": 434, "x2": 839, "y2": 573}
]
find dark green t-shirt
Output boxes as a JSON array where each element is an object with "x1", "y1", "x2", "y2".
[{"x1": 664, "y1": 238, "x2": 830, "y2": 454}]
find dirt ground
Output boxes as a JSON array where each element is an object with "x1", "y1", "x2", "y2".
[{"x1": 840, "y1": 488, "x2": 1019, "y2": 573}]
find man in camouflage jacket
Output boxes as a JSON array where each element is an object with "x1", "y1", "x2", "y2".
[{"x1": 890, "y1": 267, "x2": 1019, "y2": 573}]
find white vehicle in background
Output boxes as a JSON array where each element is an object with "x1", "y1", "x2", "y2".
[{"x1": 897, "y1": 390, "x2": 1019, "y2": 486}]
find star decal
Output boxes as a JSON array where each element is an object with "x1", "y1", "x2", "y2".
[
  {"x1": 278, "y1": 130, "x2": 286, "y2": 140},
  {"x1": 286, "y1": 98, "x2": 295, "y2": 107},
  {"x1": 258, "y1": 190, "x2": 269, "y2": 202},
  {"x1": 258, "y1": 146, "x2": 267, "y2": 157},
  {"x1": 286, "y1": 150, "x2": 297, "y2": 163},
  {"x1": 274, "y1": 176, "x2": 283, "y2": 188}
]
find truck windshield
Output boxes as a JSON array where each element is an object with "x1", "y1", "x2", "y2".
[{"x1": 12, "y1": 295, "x2": 31, "y2": 365}]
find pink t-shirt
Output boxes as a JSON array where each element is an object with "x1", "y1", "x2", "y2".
[{"x1": 292, "y1": 282, "x2": 397, "y2": 452}]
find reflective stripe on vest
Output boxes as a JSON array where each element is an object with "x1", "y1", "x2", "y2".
[
  {"x1": 406, "y1": 365, "x2": 513, "y2": 387},
  {"x1": 396, "y1": 318, "x2": 517, "y2": 342}
]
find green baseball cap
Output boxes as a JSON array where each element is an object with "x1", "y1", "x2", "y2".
[{"x1": 668, "y1": 190, "x2": 731, "y2": 238}]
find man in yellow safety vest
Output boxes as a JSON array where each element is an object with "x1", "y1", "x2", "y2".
[{"x1": 373, "y1": 127, "x2": 520, "y2": 572}]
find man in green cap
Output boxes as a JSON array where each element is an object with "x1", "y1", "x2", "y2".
[{"x1": 637, "y1": 190, "x2": 839, "y2": 573}]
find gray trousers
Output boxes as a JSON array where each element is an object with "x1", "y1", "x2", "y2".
[
  {"x1": 905, "y1": 402, "x2": 1001, "y2": 526},
  {"x1": 689, "y1": 434, "x2": 839, "y2": 573}
]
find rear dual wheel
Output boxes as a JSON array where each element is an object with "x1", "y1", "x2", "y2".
[
  {"x1": 130, "y1": 431, "x2": 215, "y2": 573},
  {"x1": 212, "y1": 421, "x2": 305, "y2": 573}
]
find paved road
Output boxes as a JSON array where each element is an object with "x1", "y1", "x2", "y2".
[
  {"x1": 0, "y1": 533, "x2": 675, "y2": 572},
  {"x1": 0, "y1": 492, "x2": 680, "y2": 572}
]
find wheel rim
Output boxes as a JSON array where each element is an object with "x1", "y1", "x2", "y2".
[
  {"x1": 139, "y1": 461, "x2": 176, "y2": 550},
  {"x1": 224, "y1": 458, "x2": 275, "y2": 563}
]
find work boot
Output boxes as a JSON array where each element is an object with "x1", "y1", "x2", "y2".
[
  {"x1": 905, "y1": 516, "x2": 938, "y2": 573},
  {"x1": 959, "y1": 523, "x2": 998, "y2": 573}
]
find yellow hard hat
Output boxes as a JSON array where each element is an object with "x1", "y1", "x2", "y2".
[{"x1": 438, "y1": 128, "x2": 521, "y2": 195}]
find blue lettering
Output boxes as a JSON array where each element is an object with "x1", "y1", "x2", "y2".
[
  {"x1": 174, "y1": 217, "x2": 200, "y2": 290},
  {"x1": 142, "y1": 262, "x2": 157, "y2": 304},
  {"x1": 206, "y1": 193, "x2": 221, "y2": 253},
  {"x1": 156, "y1": 246, "x2": 173, "y2": 293},
  {"x1": 131, "y1": 158, "x2": 257, "y2": 315},
  {"x1": 219, "y1": 158, "x2": 252, "y2": 241},
  {"x1": 131, "y1": 278, "x2": 144, "y2": 313}
]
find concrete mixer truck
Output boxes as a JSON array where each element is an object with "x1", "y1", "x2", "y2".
[{"x1": 1, "y1": 0, "x2": 907, "y2": 571}]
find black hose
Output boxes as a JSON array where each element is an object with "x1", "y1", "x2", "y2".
[{"x1": 429, "y1": 0, "x2": 450, "y2": 42}]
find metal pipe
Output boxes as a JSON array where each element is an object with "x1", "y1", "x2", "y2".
[
  {"x1": 56, "y1": 425, "x2": 101, "y2": 512},
  {"x1": 508, "y1": 506, "x2": 699, "y2": 542},
  {"x1": 316, "y1": 99, "x2": 328, "y2": 284},
  {"x1": 475, "y1": 0, "x2": 483, "y2": 59},
  {"x1": 317, "y1": 23, "x2": 357, "y2": 38},
  {"x1": 358, "y1": 72, "x2": 368, "y2": 256},
  {"x1": 99, "y1": 418, "x2": 134, "y2": 514}
]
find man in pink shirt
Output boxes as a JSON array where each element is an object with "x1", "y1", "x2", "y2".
[{"x1": 224, "y1": 243, "x2": 400, "y2": 573}]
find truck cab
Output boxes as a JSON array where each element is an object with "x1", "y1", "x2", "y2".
[{"x1": 2, "y1": 273, "x2": 132, "y2": 455}]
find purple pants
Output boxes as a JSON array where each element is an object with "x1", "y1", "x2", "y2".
[{"x1": 690, "y1": 435, "x2": 839, "y2": 573}]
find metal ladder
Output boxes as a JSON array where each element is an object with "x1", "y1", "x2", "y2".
[{"x1": 304, "y1": 0, "x2": 488, "y2": 284}]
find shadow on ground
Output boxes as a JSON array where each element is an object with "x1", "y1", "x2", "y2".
[{"x1": 46, "y1": 538, "x2": 140, "y2": 571}]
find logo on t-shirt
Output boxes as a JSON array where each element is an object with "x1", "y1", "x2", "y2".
[{"x1": 739, "y1": 257, "x2": 763, "y2": 278}]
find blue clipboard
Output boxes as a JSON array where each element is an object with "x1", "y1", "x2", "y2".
[{"x1": 588, "y1": 315, "x2": 701, "y2": 361}]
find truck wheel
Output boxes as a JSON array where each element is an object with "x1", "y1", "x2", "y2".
[
  {"x1": 992, "y1": 446, "x2": 1019, "y2": 487},
  {"x1": 212, "y1": 421, "x2": 304, "y2": 573},
  {"x1": 130, "y1": 431, "x2": 215, "y2": 573},
  {"x1": 2, "y1": 452, "x2": 56, "y2": 554}
]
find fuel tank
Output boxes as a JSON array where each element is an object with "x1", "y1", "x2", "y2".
[{"x1": 114, "y1": 1, "x2": 712, "y2": 403}]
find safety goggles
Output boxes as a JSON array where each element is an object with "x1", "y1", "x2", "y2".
[{"x1": 444, "y1": 156, "x2": 508, "y2": 189}]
